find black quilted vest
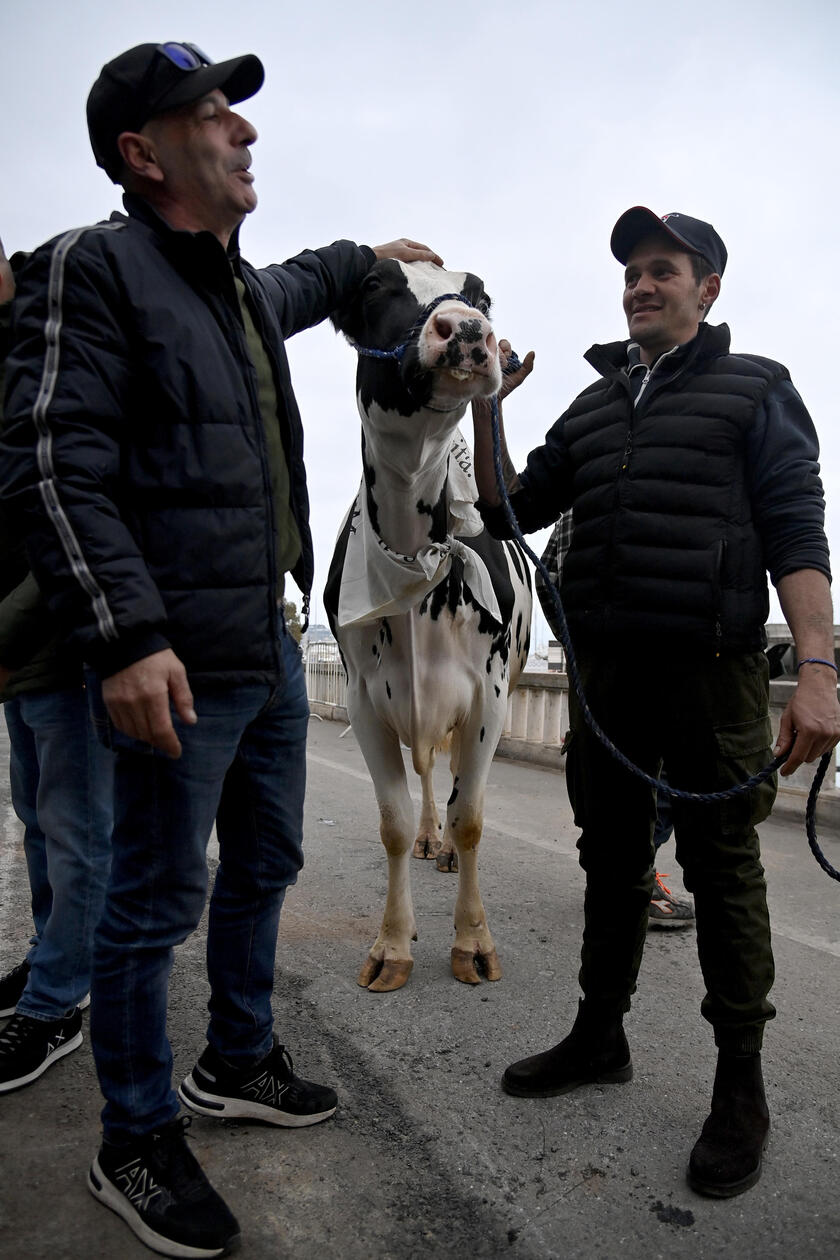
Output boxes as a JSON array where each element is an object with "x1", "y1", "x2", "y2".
[{"x1": 561, "y1": 324, "x2": 788, "y2": 653}]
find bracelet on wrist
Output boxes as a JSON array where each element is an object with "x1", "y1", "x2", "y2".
[{"x1": 796, "y1": 657, "x2": 838, "y2": 674}]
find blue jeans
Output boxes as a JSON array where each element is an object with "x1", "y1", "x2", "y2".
[
  {"x1": 4, "y1": 688, "x2": 114, "y2": 1019},
  {"x1": 88, "y1": 621, "x2": 308, "y2": 1140}
]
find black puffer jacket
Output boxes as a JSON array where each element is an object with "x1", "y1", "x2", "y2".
[
  {"x1": 1, "y1": 196, "x2": 375, "y2": 684},
  {"x1": 483, "y1": 323, "x2": 829, "y2": 654}
]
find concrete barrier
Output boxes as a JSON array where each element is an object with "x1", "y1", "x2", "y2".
[{"x1": 305, "y1": 653, "x2": 840, "y2": 834}]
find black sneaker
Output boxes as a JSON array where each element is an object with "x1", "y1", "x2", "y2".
[
  {"x1": 179, "y1": 1037, "x2": 337, "y2": 1127},
  {"x1": 0, "y1": 960, "x2": 30, "y2": 1017},
  {"x1": 0, "y1": 1007, "x2": 83, "y2": 1092},
  {"x1": 88, "y1": 1116, "x2": 240, "y2": 1258}
]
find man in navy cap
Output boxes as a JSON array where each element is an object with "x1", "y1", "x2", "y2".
[
  {"x1": 1, "y1": 40, "x2": 440, "y2": 1257},
  {"x1": 472, "y1": 208, "x2": 839, "y2": 1198}
]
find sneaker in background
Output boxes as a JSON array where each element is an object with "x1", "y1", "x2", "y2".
[
  {"x1": 649, "y1": 871, "x2": 695, "y2": 929},
  {"x1": 0, "y1": 960, "x2": 30, "y2": 1017},
  {"x1": 0, "y1": 1007, "x2": 83, "y2": 1092},
  {"x1": 179, "y1": 1037, "x2": 337, "y2": 1127},
  {"x1": 88, "y1": 1116, "x2": 239, "y2": 1259}
]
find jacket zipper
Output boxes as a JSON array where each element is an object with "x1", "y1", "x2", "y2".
[
  {"x1": 712, "y1": 539, "x2": 726, "y2": 656},
  {"x1": 619, "y1": 345, "x2": 684, "y2": 479}
]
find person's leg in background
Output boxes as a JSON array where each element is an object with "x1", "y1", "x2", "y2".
[
  {"x1": 0, "y1": 687, "x2": 113, "y2": 1092},
  {"x1": 0, "y1": 699, "x2": 49, "y2": 1015},
  {"x1": 649, "y1": 777, "x2": 695, "y2": 929}
]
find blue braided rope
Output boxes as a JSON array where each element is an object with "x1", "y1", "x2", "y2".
[{"x1": 488, "y1": 380, "x2": 839, "y2": 881}]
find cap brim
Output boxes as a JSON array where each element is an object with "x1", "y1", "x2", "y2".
[
  {"x1": 610, "y1": 206, "x2": 697, "y2": 265},
  {"x1": 153, "y1": 53, "x2": 264, "y2": 116}
]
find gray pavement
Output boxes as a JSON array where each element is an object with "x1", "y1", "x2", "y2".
[{"x1": 1, "y1": 715, "x2": 840, "y2": 1259}]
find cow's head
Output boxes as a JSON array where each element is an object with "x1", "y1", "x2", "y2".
[{"x1": 333, "y1": 260, "x2": 501, "y2": 417}]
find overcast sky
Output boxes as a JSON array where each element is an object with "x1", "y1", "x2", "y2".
[{"x1": 4, "y1": 0, "x2": 838, "y2": 646}]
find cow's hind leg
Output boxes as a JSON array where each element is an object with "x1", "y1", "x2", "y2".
[
  {"x1": 352, "y1": 708, "x2": 418, "y2": 992},
  {"x1": 435, "y1": 728, "x2": 461, "y2": 873},
  {"x1": 447, "y1": 721, "x2": 502, "y2": 985},
  {"x1": 413, "y1": 749, "x2": 443, "y2": 860}
]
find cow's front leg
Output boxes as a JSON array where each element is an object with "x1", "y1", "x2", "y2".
[
  {"x1": 447, "y1": 727, "x2": 502, "y2": 985},
  {"x1": 352, "y1": 710, "x2": 418, "y2": 992}
]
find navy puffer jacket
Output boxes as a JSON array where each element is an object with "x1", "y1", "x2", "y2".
[{"x1": 0, "y1": 196, "x2": 374, "y2": 684}]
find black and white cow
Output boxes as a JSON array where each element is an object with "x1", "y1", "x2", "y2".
[{"x1": 325, "y1": 260, "x2": 531, "y2": 991}]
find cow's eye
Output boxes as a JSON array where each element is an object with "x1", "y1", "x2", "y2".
[{"x1": 362, "y1": 274, "x2": 383, "y2": 295}]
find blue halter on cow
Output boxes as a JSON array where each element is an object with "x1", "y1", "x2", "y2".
[{"x1": 325, "y1": 260, "x2": 532, "y2": 991}]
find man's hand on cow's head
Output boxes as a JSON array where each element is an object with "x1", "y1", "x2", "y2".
[
  {"x1": 499, "y1": 339, "x2": 535, "y2": 400},
  {"x1": 372, "y1": 239, "x2": 444, "y2": 267},
  {"x1": 102, "y1": 648, "x2": 197, "y2": 759}
]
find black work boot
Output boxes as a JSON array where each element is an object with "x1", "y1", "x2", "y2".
[
  {"x1": 501, "y1": 1001, "x2": 632, "y2": 1098},
  {"x1": 687, "y1": 1050, "x2": 770, "y2": 1197}
]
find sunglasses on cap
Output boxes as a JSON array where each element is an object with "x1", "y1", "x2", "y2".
[{"x1": 156, "y1": 42, "x2": 214, "y2": 70}]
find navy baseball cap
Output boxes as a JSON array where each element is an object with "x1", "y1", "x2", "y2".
[
  {"x1": 87, "y1": 42, "x2": 264, "y2": 182},
  {"x1": 610, "y1": 207, "x2": 727, "y2": 276}
]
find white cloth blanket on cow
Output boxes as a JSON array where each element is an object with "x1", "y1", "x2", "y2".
[{"x1": 336, "y1": 430, "x2": 503, "y2": 629}]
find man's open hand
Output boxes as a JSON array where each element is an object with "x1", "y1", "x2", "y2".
[
  {"x1": 102, "y1": 648, "x2": 197, "y2": 758},
  {"x1": 372, "y1": 239, "x2": 444, "y2": 267}
]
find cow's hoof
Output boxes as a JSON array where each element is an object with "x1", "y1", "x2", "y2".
[
  {"x1": 413, "y1": 834, "x2": 442, "y2": 860},
  {"x1": 435, "y1": 849, "x2": 459, "y2": 873},
  {"x1": 357, "y1": 956, "x2": 414, "y2": 992},
  {"x1": 451, "y1": 946, "x2": 502, "y2": 985}
]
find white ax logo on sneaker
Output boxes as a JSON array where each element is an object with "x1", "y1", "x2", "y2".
[
  {"x1": 115, "y1": 1157, "x2": 164, "y2": 1212},
  {"x1": 243, "y1": 1068, "x2": 290, "y2": 1107}
]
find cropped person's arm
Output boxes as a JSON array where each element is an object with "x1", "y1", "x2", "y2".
[
  {"x1": 748, "y1": 380, "x2": 840, "y2": 774},
  {"x1": 774, "y1": 570, "x2": 840, "y2": 776}
]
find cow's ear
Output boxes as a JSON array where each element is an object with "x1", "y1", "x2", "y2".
[
  {"x1": 463, "y1": 273, "x2": 492, "y2": 316},
  {"x1": 330, "y1": 293, "x2": 359, "y2": 338},
  {"x1": 331, "y1": 265, "x2": 385, "y2": 336}
]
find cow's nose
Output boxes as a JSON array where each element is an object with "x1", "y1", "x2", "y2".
[
  {"x1": 430, "y1": 309, "x2": 497, "y2": 365},
  {"x1": 432, "y1": 311, "x2": 456, "y2": 341}
]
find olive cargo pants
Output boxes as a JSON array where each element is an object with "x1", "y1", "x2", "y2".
[{"x1": 566, "y1": 646, "x2": 777, "y2": 1053}]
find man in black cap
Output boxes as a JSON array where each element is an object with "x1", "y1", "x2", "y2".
[
  {"x1": 1, "y1": 40, "x2": 441, "y2": 1257},
  {"x1": 471, "y1": 207, "x2": 839, "y2": 1198}
]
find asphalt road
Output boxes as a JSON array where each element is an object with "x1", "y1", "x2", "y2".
[{"x1": 1, "y1": 715, "x2": 839, "y2": 1259}]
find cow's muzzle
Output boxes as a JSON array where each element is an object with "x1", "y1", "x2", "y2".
[{"x1": 418, "y1": 301, "x2": 499, "y2": 386}]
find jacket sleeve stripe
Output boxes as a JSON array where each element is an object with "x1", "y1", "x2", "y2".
[{"x1": 31, "y1": 223, "x2": 125, "y2": 645}]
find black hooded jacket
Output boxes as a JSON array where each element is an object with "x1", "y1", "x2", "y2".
[{"x1": 0, "y1": 196, "x2": 374, "y2": 683}]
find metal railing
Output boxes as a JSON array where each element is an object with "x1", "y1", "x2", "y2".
[{"x1": 305, "y1": 642, "x2": 347, "y2": 709}]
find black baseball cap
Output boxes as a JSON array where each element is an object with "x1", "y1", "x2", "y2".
[
  {"x1": 610, "y1": 207, "x2": 727, "y2": 276},
  {"x1": 87, "y1": 42, "x2": 264, "y2": 182}
]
